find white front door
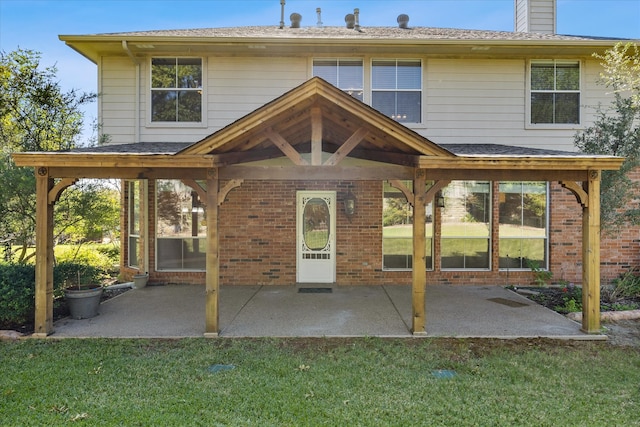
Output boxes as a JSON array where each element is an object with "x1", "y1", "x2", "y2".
[{"x1": 297, "y1": 191, "x2": 336, "y2": 283}]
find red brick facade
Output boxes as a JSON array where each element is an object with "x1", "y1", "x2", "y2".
[{"x1": 121, "y1": 179, "x2": 640, "y2": 287}]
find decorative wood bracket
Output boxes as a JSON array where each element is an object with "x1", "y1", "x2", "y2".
[
  {"x1": 181, "y1": 179, "x2": 208, "y2": 206},
  {"x1": 389, "y1": 180, "x2": 415, "y2": 205},
  {"x1": 181, "y1": 178, "x2": 244, "y2": 206},
  {"x1": 560, "y1": 180, "x2": 588, "y2": 208},
  {"x1": 425, "y1": 180, "x2": 450, "y2": 205},
  {"x1": 48, "y1": 178, "x2": 78, "y2": 205},
  {"x1": 389, "y1": 178, "x2": 451, "y2": 207},
  {"x1": 218, "y1": 179, "x2": 244, "y2": 206}
]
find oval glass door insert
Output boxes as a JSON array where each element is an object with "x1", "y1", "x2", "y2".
[{"x1": 303, "y1": 198, "x2": 330, "y2": 251}]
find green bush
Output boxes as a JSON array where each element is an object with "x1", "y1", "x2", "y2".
[
  {"x1": 0, "y1": 261, "x2": 109, "y2": 327},
  {"x1": 55, "y1": 244, "x2": 118, "y2": 272},
  {"x1": 0, "y1": 264, "x2": 36, "y2": 326}
]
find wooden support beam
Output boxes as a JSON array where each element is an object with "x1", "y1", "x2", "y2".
[
  {"x1": 324, "y1": 127, "x2": 369, "y2": 166},
  {"x1": 582, "y1": 170, "x2": 601, "y2": 333},
  {"x1": 221, "y1": 164, "x2": 413, "y2": 181},
  {"x1": 34, "y1": 168, "x2": 55, "y2": 337},
  {"x1": 311, "y1": 107, "x2": 323, "y2": 166},
  {"x1": 266, "y1": 128, "x2": 309, "y2": 166},
  {"x1": 204, "y1": 169, "x2": 220, "y2": 337},
  {"x1": 412, "y1": 169, "x2": 427, "y2": 335}
]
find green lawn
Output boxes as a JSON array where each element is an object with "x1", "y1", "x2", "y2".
[{"x1": 1, "y1": 338, "x2": 638, "y2": 426}]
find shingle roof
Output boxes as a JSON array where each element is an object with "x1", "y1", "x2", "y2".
[
  {"x1": 69, "y1": 141, "x2": 599, "y2": 158},
  {"x1": 89, "y1": 26, "x2": 628, "y2": 42},
  {"x1": 69, "y1": 142, "x2": 190, "y2": 155}
]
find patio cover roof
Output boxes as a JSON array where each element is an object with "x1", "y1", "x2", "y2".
[{"x1": 12, "y1": 77, "x2": 624, "y2": 338}]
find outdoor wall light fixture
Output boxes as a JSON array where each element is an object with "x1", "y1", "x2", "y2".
[
  {"x1": 344, "y1": 189, "x2": 356, "y2": 217},
  {"x1": 436, "y1": 193, "x2": 445, "y2": 208}
]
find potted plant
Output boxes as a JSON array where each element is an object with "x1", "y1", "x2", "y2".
[{"x1": 63, "y1": 270, "x2": 104, "y2": 319}]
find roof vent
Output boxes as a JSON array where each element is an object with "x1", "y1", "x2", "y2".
[
  {"x1": 316, "y1": 7, "x2": 323, "y2": 27},
  {"x1": 345, "y1": 13, "x2": 355, "y2": 29},
  {"x1": 354, "y1": 8, "x2": 360, "y2": 32},
  {"x1": 290, "y1": 12, "x2": 302, "y2": 28},
  {"x1": 279, "y1": 0, "x2": 286, "y2": 29},
  {"x1": 397, "y1": 14, "x2": 409, "y2": 29}
]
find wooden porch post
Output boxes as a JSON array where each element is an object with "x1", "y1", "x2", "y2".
[
  {"x1": 34, "y1": 168, "x2": 54, "y2": 337},
  {"x1": 412, "y1": 169, "x2": 427, "y2": 335},
  {"x1": 204, "y1": 169, "x2": 220, "y2": 337},
  {"x1": 582, "y1": 170, "x2": 601, "y2": 333}
]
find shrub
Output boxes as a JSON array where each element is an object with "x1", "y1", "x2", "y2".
[
  {"x1": 0, "y1": 261, "x2": 110, "y2": 327},
  {"x1": 0, "y1": 264, "x2": 36, "y2": 326},
  {"x1": 55, "y1": 244, "x2": 117, "y2": 272}
]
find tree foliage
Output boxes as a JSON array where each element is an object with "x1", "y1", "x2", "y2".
[
  {"x1": 0, "y1": 48, "x2": 118, "y2": 262},
  {"x1": 575, "y1": 42, "x2": 640, "y2": 234}
]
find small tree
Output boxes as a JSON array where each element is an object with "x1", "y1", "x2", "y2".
[
  {"x1": 574, "y1": 43, "x2": 640, "y2": 234},
  {"x1": 0, "y1": 49, "x2": 120, "y2": 262}
]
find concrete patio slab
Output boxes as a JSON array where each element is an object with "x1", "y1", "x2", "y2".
[{"x1": 49, "y1": 284, "x2": 604, "y2": 340}]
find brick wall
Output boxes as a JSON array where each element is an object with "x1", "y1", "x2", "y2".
[{"x1": 120, "y1": 178, "x2": 640, "y2": 287}]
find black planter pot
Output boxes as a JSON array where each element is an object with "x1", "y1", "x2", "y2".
[{"x1": 64, "y1": 285, "x2": 104, "y2": 319}]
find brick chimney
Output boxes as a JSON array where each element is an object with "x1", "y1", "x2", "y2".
[{"x1": 514, "y1": 0, "x2": 556, "y2": 34}]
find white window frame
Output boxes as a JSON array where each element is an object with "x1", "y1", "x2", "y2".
[
  {"x1": 497, "y1": 182, "x2": 550, "y2": 271},
  {"x1": 440, "y1": 181, "x2": 492, "y2": 271},
  {"x1": 155, "y1": 179, "x2": 207, "y2": 272},
  {"x1": 526, "y1": 59, "x2": 582, "y2": 129},
  {"x1": 127, "y1": 180, "x2": 141, "y2": 269},
  {"x1": 312, "y1": 58, "x2": 364, "y2": 101},
  {"x1": 147, "y1": 56, "x2": 206, "y2": 128},
  {"x1": 371, "y1": 58, "x2": 423, "y2": 125}
]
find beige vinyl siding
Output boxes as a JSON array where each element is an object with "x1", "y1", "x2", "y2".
[
  {"x1": 136, "y1": 56, "x2": 307, "y2": 143},
  {"x1": 582, "y1": 58, "x2": 612, "y2": 119},
  {"x1": 100, "y1": 57, "x2": 136, "y2": 144},
  {"x1": 425, "y1": 59, "x2": 528, "y2": 144},
  {"x1": 209, "y1": 57, "x2": 307, "y2": 128},
  {"x1": 422, "y1": 57, "x2": 614, "y2": 152}
]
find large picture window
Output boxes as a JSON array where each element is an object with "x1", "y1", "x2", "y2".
[
  {"x1": 382, "y1": 181, "x2": 433, "y2": 270},
  {"x1": 441, "y1": 181, "x2": 491, "y2": 270},
  {"x1": 156, "y1": 180, "x2": 206, "y2": 270},
  {"x1": 372, "y1": 59, "x2": 421, "y2": 123},
  {"x1": 530, "y1": 60, "x2": 580, "y2": 125},
  {"x1": 151, "y1": 57, "x2": 202, "y2": 122},
  {"x1": 498, "y1": 182, "x2": 548, "y2": 270},
  {"x1": 313, "y1": 58, "x2": 363, "y2": 101}
]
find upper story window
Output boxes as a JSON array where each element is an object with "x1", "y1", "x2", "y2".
[
  {"x1": 151, "y1": 58, "x2": 202, "y2": 122},
  {"x1": 372, "y1": 59, "x2": 422, "y2": 123},
  {"x1": 530, "y1": 60, "x2": 580, "y2": 125},
  {"x1": 313, "y1": 59, "x2": 363, "y2": 101}
]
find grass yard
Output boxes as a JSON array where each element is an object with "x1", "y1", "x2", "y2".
[{"x1": 1, "y1": 338, "x2": 638, "y2": 426}]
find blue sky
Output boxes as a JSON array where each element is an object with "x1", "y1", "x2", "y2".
[{"x1": 1, "y1": 0, "x2": 639, "y2": 140}]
